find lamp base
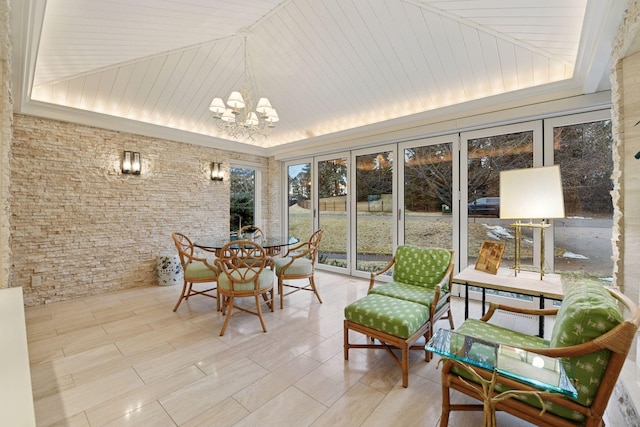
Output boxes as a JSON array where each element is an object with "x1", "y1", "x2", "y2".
[{"x1": 511, "y1": 220, "x2": 551, "y2": 280}]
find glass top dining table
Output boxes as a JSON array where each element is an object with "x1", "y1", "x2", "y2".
[{"x1": 194, "y1": 235, "x2": 299, "y2": 255}]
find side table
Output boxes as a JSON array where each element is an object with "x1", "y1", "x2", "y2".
[{"x1": 453, "y1": 266, "x2": 563, "y2": 337}]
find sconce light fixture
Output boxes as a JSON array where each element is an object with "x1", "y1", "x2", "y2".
[
  {"x1": 122, "y1": 151, "x2": 141, "y2": 175},
  {"x1": 211, "y1": 162, "x2": 224, "y2": 181}
]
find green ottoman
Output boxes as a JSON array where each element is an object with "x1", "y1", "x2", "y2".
[{"x1": 344, "y1": 294, "x2": 432, "y2": 387}]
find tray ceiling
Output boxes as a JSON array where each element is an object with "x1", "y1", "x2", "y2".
[{"x1": 12, "y1": 0, "x2": 625, "y2": 150}]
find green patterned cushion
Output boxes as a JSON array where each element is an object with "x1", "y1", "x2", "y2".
[
  {"x1": 184, "y1": 260, "x2": 217, "y2": 280},
  {"x1": 274, "y1": 257, "x2": 312, "y2": 275},
  {"x1": 368, "y1": 281, "x2": 447, "y2": 312},
  {"x1": 392, "y1": 246, "x2": 451, "y2": 289},
  {"x1": 344, "y1": 294, "x2": 429, "y2": 339},
  {"x1": 550, "y1": 282, "x2": 622, "y2": 406},
  {"x1": 453, "y1": 320, "x2": 586, "y2": 422},
  {"x1": 218, "y1": 268, "x2": 274, "y2": 292}
]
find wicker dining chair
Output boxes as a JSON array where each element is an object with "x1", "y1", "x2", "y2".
[
  {"x1": 239, "y1": 225, "x2": 265, "y2": 239},
  {"x1": 171, "y1": 232, "x2": 219, "y2": 311},
  {"x1": 274, "y1": 229, "x2": 323, "y2": 309},
  {"x1": 215, "y1": 239, "x2": 275, "y2": 335}
]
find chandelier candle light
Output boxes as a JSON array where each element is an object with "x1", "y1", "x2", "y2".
[{"x1": 209, "y1": 34, "x2": 279, "y2": 140}]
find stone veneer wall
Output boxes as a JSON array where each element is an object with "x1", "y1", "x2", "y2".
[
  {"x1": 11, "y1": 115, "x2": 279, "y2": 306},
  {"x1": 611, "y1": 0, "x2": 640, "y2": 345},
  {"x1": 607, "y1": 2, "x2": 640, "y2": 425},
  {"x1": 1, "y1": 0, "x2": 11, "y2": 289}
]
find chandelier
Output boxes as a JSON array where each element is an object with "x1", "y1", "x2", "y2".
[{"x1": 209, "y1": 34, "x2": 279, "y2": 140}]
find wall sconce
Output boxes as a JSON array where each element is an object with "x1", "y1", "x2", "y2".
[
  {"x1": 211, "y1": 162, "x2": 224, "y2": 181},
  {"x1": 122, "y1": 151, "x2": 141, "y2": 175}
]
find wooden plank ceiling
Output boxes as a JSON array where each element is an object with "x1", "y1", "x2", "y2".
[{"x1": 26, "y1": 0, "x2": 598, "y2": 148}]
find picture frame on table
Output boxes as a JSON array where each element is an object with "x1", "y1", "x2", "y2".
[{"x1": 475, "y1": 240, "x2": 506, "y2": 275}]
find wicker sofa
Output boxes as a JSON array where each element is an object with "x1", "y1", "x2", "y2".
[
  {"x1": 344, "y1": 246, "x2": 455, "y2": 387},
  {"x1": 438, "y1": 281, "x2": 640, "y2": 426}
]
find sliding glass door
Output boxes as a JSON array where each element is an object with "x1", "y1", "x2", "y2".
[
  {"x1": 316, "y1": 155, "x2": 349, "y2": 271},
  {"x1": 545, "y1": 111, "x2": 613, "y2": 282},
  {"x1": 282, "y1": 110, "x2": 611, "y2": 287},
  {"x1": 353, "y1": 146, "x2": 396, "y2": 274},
  {"x1": 286, "y1": 161, "x2": 312, "y2": 242},
  {"x1": 461, "y1": 123, "x2": 540, "y2": 271},
  {"x1": 400, "y1": 136, "x2": 456, "y2": 250}
]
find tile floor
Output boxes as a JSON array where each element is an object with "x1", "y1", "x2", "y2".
[{"x1": 24, "y1": 270, "x2": 611, "y2": 426}]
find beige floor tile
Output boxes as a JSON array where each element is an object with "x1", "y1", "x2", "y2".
[
  {"x1": 62, "y1": 323, "x2": 154, "y2": 357},
  {"x1": 245, "y1": 326, "x2": 325, "y2": 371},
  {"x1": 31, "y1": 343, "x2": 123, "y2": 386},
  {"x1": 303, "y1": 329, "x2": 345, "y2": 364},
  {"x1": 85, "y1": 365, "x2": 205, "y2": 426},
  {"x1": 114, "y1": 321, "x2": 202, "y2": 356},
  {"x1": 233, "y1": 354, "x2": 321, "y2": 411},
  {"x1": 357, "y1": 353, "x2": 407, "y2": 393},
  {"x1": 133, "y1": 335, "x2": 228, "y2": 384},
  {"x1": 25, "y1": 316, "x2": 58, "y2": 342},
  {"x1": 159, "y1": 357, "x2": 269, "y2": 425},
  {"x1": 50, "y1": 411, "x2": 90, "y2": 427},
  {"x1": 34, "y1": 367, "x2": 145, "y2": 426},
  {"x1": 26, "y1": 271, "x2": 620, "y2": 427},
  {"x1": 180, "y1": 397, "x2": 249, "y2": 427},
  {"x1": 32, "y1": 372, "x2": 75, "y2": 401},
  {"x1": 28, "y1": 325, "x2": 108, "y2": 364},
  {"x1": 361, "y1": 376, "x2": 443, "y2": 427},
  {"x1": 311, "y1": 382, "x2": 386, "y2": 426},
  {"x1": 295, "y1": 350, "x2": 376, "y2": 407},
  {"x1": 102, "y1": 400, "x2": 176, "y2": 427},
  {"x1": 233, "y1": 386, "x2": 327, "y2": 427},
  {"x1": 72, "y1": 342, "x2": 175, "y2": 386}
]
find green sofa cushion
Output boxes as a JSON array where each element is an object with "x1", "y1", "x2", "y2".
[
  {"x1": 392, "y1": 246, "x2": 451, "y2": 288},
  {"x1": 344, "y1": 294, "x2": 429, "y2": 339},
  {"x1": 184, "y1": 260, "x2": 217, "y2": 281},
  {"x1": 550, "y1": 282, "x2": 623, "y2": 406},
  {"x1": 368, "y1": 281, "x2": 447, "y2": 312}
]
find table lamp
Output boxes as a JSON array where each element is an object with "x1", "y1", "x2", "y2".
[{"x1": 499, "y1": 165, "x2": 565, "y2": 279}]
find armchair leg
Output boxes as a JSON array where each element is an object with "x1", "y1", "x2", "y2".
[
  {"x1": 255, "y1": 295, "x2": 267, "y2": 333},
  {"x1": 172, "y1": 281, "x2": 190, "y2": 312},
  {"x1": 309, "y1": 276, "x2": 322, "y2": 304},
  {"x1": 219, "y1": 297, "x2": 234, "y2": 336},
  {"x1": 440, "y1": 377, "x2": 452, "y2": 427}
]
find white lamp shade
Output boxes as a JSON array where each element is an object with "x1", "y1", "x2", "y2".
[
  {"x1": 499, "y1": 165, "x2": 565, "y2": 220},
  {"x1": 209, "y1": 98, "x2": 226, "y2": 115},
  {"x1": 227, "y1": 91, "x2": 245, "y2": 109},
  {"x1": 246, "y1": 112, "x2": 259, "y2": 126},
  {"x1": 265, "y1": 108, "x2": 279, "y2": 123},
  {"x1": 256, "y1": 98, "x2": 272, "y2": 115},
  {"x1": 221, "y1": 109, "x2": 236, "y2": 123}
]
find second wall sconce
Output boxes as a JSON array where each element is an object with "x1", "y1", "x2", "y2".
[
  {"x1": 211, "y1": 162, "x2": 224, "y2": 181},
  {"x1": 122, "y1": 151, "x2": 141, "y2": 175}
]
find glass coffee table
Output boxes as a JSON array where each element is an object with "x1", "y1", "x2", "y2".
[{"x1": 426, "y1": 328, "x2": 577, "y2": 426}]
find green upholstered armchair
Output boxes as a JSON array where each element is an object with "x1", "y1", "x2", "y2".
[
  {"x1": 439, "y1": 282, "x2": 640, "y2": 427},
  {"x1": 368, "y1": 245, "x2": 455, "y2": 344}
]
